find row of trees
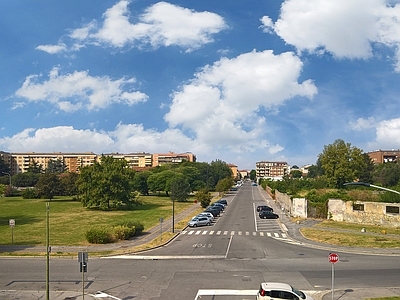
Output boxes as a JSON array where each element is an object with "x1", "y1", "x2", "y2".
[
  {"x1": 0, "y1": 156, "x2": 235, "y2": 210},
  {"x1": 266, "y1": 139, "x2": 400, "y2": 204}
]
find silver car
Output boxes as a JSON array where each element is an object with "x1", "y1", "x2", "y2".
[{"x1": 188, "y1": 216, "x2": 211, "y2": 227}]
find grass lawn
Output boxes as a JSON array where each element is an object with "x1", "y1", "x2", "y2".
[
  {"x1": 300, "y1": 220, "x2": 400, "y2": 248},
  {"x1": 0, "y1": 195, "x2": 196, "y2": 246}
]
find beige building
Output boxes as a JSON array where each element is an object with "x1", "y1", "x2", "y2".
[
  {"x1": 152, "y1": 152, "x2": 196, "y2": 166},
  {"x1": 368, "y1": 149, "x2": 400, "y2": 164},
  {"x1": 1, "y1": 150, "x2": 197, "y2": 175},
  {"x1": 227, "y1": 163, "x2": 238, "y2": 178},
  {"x1": 4, "y1": 152, "x2": 98, "y2": 175},
  {"x1": 103, "y1": 152, "x2": 152, "y2": 168},
  {"x1": 256, "y1": 161, "x2": 288, "y2": 180}
]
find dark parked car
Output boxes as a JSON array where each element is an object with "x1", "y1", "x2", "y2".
[
  {"x1": 211, "y1": 202, "x2": 225, "y2": 210},
  {"x1": 216, "y1": 199, "x2": 227, "y2": 205},
  {"x1": 257, "y1": 205, "x2": 273, "y2": 212},
  {"x1": 204, "y1": 208, "x2": 220, "y2": 217},
  {"x1": 259, "y1": 210, "x2": 279, "y2": 219}
]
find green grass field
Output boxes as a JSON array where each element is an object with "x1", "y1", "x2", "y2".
[{"x1": 0, "y1": 195, "x2": 196, "y2": 246}]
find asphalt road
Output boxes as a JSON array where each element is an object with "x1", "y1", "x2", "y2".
[{"x1": 1, "y1": 182, "x2": 400, "y2": 300}]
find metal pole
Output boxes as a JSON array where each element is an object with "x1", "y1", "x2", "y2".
[
  {"x1": 331, "y1": 263, "x2": 334, "y2": 300},
  {"x1": 46, "y1": 202, "x2": 50, "y2": 300},
  {"x1": 172, "y1": 198, "x2": 175, "y2": 233},
  {"x1": 82, "y1": 267, "x2": 85, "y2": 300}
]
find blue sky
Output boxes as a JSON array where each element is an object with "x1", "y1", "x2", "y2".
[{"x1": 1, "y1": 0, "x2": 400, "y2": 170}]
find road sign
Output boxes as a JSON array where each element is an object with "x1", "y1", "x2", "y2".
[
  {"x1": 329, "y1": 253, "x2": 339, "y2": 264},
  {"x1": 9, "y1": 219, "x2": 15, "y2": 227}
]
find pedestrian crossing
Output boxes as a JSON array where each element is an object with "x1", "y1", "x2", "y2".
[{"x1": 181, "y1": 229, "x2": 288, "y2": 239}]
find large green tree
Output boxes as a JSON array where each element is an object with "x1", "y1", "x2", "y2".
[
  {"x1": 133, "y1": 170, "x2": 152, "y2": 195},
  {"x1": 35, "y1": 173, "x2": 63, "y2": 200},
  {"x1": 170, "y1": 173, "x2": 191, "y2": 202},
  {"x1": 47, "y1": 158, "x2": 67, "y2": 173},
  {"x1": 77, "y1": 156, "x2": 136, "y2": 210},
  {"x1": 318, "y1": 139, "x2": 366, "y2": 188}
]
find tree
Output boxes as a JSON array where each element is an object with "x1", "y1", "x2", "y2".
[
  {"x1": 35, "y1": 173, "x2": 63, "y2": 200},
  {"x1": 290, "y1": 170, "x2": 303, "y2": 178},
  {"x1": 209, "y1": 159, "x2": 233, "y2": 188},
  {"x1": 133, "y1": 170, "x2": 152, "y2": 195},
  {"x1": 170, "y1": 173, "x2": 191, "y2": 202},
  {"x1": 12, "y1": 172, "x2": 40, "y2": 187},
  {"x1": 373, "y1": 162, "x2": 400, "y2": 187},
  {"x1": 26, "y1": 160, "x2": 44, "y2": 174},
  {"x1": 196, "y1": 188, "x2": 212, "y2": 208},
  {"x1": 59, "y1": 172, "x2": 79, "y2": 196},
  {"x1": 318, "y1": 139, "x2": 366, "y2": 188},
  {"x1": 307, "y1": 159, "x2": 324, "y2": 178},
  {"x1": 177, "y1": 165, "x2": 201, "y2": 192},
  {"x1": 215, "y1": 177, "x2": 234, "y2": 195},
  {"x1": 358, "y1": 153, "x2": 374, "y2": 183},
  {"x1": 77, "y1": 156, "x2": 136, "y2": 210},
  {"x1": 249, "y1": 169, "x2": 256, "y2": 181},
  {"x1": 47, "y1": 158, "x2": 67, "y2": 173}
]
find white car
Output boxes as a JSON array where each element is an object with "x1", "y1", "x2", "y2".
[
  {"x1": 197, "y1": 212, "x2": 214, "y2": 221},
  {"x1": 256, "y1": 282, "x2": 315, "y2": 300}
]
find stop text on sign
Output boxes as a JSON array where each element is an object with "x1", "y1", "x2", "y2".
[{"x1": 328, "y1": 253, "x2": 339, "y2": 264}]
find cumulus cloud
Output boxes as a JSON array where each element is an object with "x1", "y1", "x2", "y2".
[
  {"x1": 261, "y1": 0, "x2": 400, "y2": 71},
  {"x1": 36, "y1": 43, "x2": 67, "y2": 54},
  {"x1": 0, "y1": 126, "x2": 114, "y2": 153},
  {"x1": 0, "y1": 124, "x2": 206, "y2": 157},
  {"x1": 14, "y1": 67, "x2": 148, "y2": 111},
  {"x1": 350, "y1": 117, "x2": 376, "y2": 131},
  {"x1": 369, "y1": 118, "x2": 400, "y2": 148},
  {"x1": 164, "y1": 50, "x2": 317, "y2": 153},
  {"x1": 38, "y1": 1, "x2": 227, "y2": 53}
]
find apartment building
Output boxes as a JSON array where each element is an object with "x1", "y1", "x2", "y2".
[
  {"x1": 256, "y1": 161, "x2": 289, "y2": 180},
  {"x1": 227, "y1": 163, "x2": 238, "y2": 178},
  {"x1": 368, "y1": 150, "x2": 400, "y2": 164},
  {"x1": 103, "y1": 152, "x2": 152, "y2": 168},
  {"x1": 1, "y1": 151, "x2": 197, "y2": 175},
  {"x1": 1, "y1": 152, "x2": 97, "y2": 175},
  {"x1": 152, "y1": 152, "x2": 196, "y2": 167}
]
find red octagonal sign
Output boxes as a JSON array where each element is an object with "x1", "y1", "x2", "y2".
[{"x1": 329, "y1": 253, "x2": 339, "y2": 264}]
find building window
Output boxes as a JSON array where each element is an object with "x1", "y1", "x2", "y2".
[
  {"x1": 386, "y1": 206, "x2": 400, "y2": 214},
  {"x1": 353, "y1": 203, "x2": 364, "y2": 211}
]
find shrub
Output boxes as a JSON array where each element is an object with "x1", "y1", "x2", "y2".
[
  {"x1": 85, "y1": 227, "x2": 114, "y2": 244},
  {"x1": 114, "y1": 219, "x2": 144, "y2": 237},
  {"x1": 113, "y1": 225, "x2": 135, "y2": 240},
  {"x1": 22, "y1": 188, "x2": 40, "y2": 199}
]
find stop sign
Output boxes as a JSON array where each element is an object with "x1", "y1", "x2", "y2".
[{"x1": 329, "y1": 253, "x2": 339, "y2": 264}]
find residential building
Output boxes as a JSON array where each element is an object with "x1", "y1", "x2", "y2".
[
  {"x1": 256, "y1": 161, "x2": 288, "y2": 180},
  {"x1": 3, "y1": 152, "x2": 97, "y2": 175},
  {"x1": 103, "y1": 152, "x2": 152, "y2": 168},
  {"x1": 152, "y1": 152, "x2": 196, "y2": 166},
  {"x1": 368, "y1": 150, "x2": 400, "y2": 164},
  {"x1": 227, "y1": 163, "x2": 238, "y2": 178}
]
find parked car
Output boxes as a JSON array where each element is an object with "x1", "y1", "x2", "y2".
[
  {"x1": 216, "y1": 199, "x2": 227, "y2": 206},
  {"x1": 211, "y1": 202, "x2": 225, "y2": 210},
  {"x1": 259, "y1": 210, "x2": 279, "y2": 219},
  {"x1": 252, "y1": 182, "x2": 258, "y2": 186},
  {"x1": 188, "y1": 216, "x2": 211, "y2": 227},
  {"x1": 197, "y1": 212, "x2": 214, "y2": 221},
  {"x1": 204, "y1": 207, "x2": 221, "y2": 217},
  {"x1": 257, "y1": 205, "x2": 273, "y2": 212},
  {"x1": 256, "y1": 282, "x2": 315, "y2": 300}
]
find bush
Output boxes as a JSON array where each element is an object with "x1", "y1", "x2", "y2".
[
  {"x1": 113, "y1": 225, "x2": 135, "y2": 240},
  {"x1": 22, "y1": 188, "x2": 40, "y2": 199},
  {"x1": 114, "y1": 219, "x2": 144, "y2": 237},
  {"x1": 85, "y1": 227, "x2": 114, "y2": 244}
]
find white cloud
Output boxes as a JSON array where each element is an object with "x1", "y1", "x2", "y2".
[
  {"x1": 38, "y1": 1, "x2": 227, "y2": 53},
  {"x1": 14, "y1": 67, "x2": 148, "y2": 111},
  {"x1": 0, "y1": 127, "x2": 114, "y2": 153},
  {"x1": 164, "y1": 50, "x2": 317, "y2": 153},
  {"x1": 369, "y1": 118, "x2": 400, "y2": 148},
  {"x1": 36, "y1": 43, "x2": 67, "y2": 54},
  {"x1": 262, "y1": 0, "x2": 400, "y2": 70},
  {"x1": 350, "y1": 117, "x2": 376, "y2": 130}
]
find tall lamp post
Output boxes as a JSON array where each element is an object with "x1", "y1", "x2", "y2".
[{"x1": 343, "y1": 182, "x2": 400, "y2": 195}]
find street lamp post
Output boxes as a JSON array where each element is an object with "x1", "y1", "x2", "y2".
[{"x1": 343, "y1": 182, "x2": 400, "y2": 195}]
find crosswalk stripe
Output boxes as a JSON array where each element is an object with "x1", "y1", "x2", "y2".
[{"x1": 181, "y1": 229, "x2": 287, "y2": 239}]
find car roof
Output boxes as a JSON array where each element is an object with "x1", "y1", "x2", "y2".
[{"x1": 260, "y1": 282, "x2": 292, "y2": 291}]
